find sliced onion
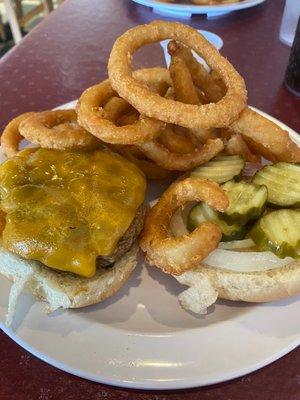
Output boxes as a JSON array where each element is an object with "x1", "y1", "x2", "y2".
[
  {"x1": 218, "y1": 238, "x2": 254, "y2": 250},
  {"x1": 170, "y1": 209, "x2": 255, "y2": 250},
  {"x1": 203, "y1": 248, "x2": 293, "y2": 272},
  {"x1": 241, "y1": 162, "x2": 264, "y2": 180},
  {"x1": 170, "y1": 208, "x2": 189, "y2": 236},
  {"x1": 149, "y1": 199, "x2": 158, "y2": 208},
  {"x1": 170, "y1": 205, "x2": 293, "y2": 272}
]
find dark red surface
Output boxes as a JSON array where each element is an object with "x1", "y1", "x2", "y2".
[{"x1": 0, "y1": 0, "x2": 299, "y2": 398}]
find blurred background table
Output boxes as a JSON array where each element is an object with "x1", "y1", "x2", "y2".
[{"x1": 0, "y1": 0, "x2": 299, "y2": 399}]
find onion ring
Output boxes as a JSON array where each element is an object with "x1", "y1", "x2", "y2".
[
  {"x1": 138, "y1": 138, "x2": 224, "y2": 171},
  {"x1": 157, "y1": 125, "x2": 196, "y2": 154},
  {"x1": 177, "y1": 50, "x2": 300, "y2": 163},
  {"x1": 230, "y1": 107, "x2": 300, "y2": 162},
  {"x1": 103, "y1": 96, "x2": 132, "y2": 122},
  {"x1": 163, "y1": 87, "x2": 209, "y2": 146},
  {"x1": 19, "y1": 110, "x2": 99, "y2": 150},
  {"x1": 77, "y1": 67, "x2": 170, "y2": 145},
  {"x1": 140, "y1": 177, "x2": 229, "y2": 275},
  {"x1": 169, "y1": 55, "x2": 200, "y2": 105},
  {"x1": 169, "y1": 51, "x2": 216, "y2": 143},
  {"x1": 117, "y1": 112, "x2": 139, "y2": 126},
  {"x1": 168, "y1": 46, "x2": 299, "y2": 162},
  {"x1": 148, "y1": 78, "x2": 214, "y2": 161},
  {"x1": 210, "y1": 69, "x2": 227, "y2": 96},
  {"x1": 167, "y1": 40, "x2": 224, "y2": 103},
  {"x1": 108, "y1": 21, "x2": 247, "y2": 129},
  {"x1": 1, "y1": 112, "x2": 35, "y2": 157},
  {"x1": 225, "y1": 133, "x2": 261, "y2": 163}
]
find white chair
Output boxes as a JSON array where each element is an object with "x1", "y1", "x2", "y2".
[
  {"x1": 2, "y1": 0, "x2": 54, "y2": 44},
  {"x1": 0, "y1": 11, "x2": 6, "y2": 41}
]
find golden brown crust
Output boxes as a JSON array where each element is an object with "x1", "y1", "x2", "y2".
[
  {"x1": 140, "y1": 178, "x2": 228, "y2": 275},
  {"x1": 138, "y1": 137, "x2": 224, "y2": 171},
  {"x1": 108, "y1": 21, "x2": 247, "y2": 130},
  {"x1": 231, "y1": 108, "x2": 300, "y2": 162},
  {"x1": 19, "y1": 110, "x2": 99, "y2": 150},
  {"x1": 167, "y1": 40, "x2": 224, "y2": 103},
  {"x1": 77, "y1": 68, "x2": 169, "y2": 145},
  {"x1": 1, "y1": 112, "x2": 35, "y2": 157}
]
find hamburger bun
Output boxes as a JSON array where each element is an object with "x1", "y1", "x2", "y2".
[
  {"x1": 0, "y1": 243, "x2": 139, "y2": 326},
  {"x1": 174, "y1": 260, "x2": 300, "y2": 314}
]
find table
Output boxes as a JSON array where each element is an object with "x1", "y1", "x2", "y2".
[{"x1": 0, "y1": 0, "x2": 299, "y2": 399}]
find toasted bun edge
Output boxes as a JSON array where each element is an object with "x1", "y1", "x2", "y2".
[
  {"x1": 173, "y1": 259, "x2": 300, "y2": 314},
  {"x1": 0, "y1": 243, "x2": 139, "y2": 325}
]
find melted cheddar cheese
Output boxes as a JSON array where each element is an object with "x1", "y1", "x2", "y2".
[{"x1": 0, "y1": 148, "x2": 146, "y2": 277}]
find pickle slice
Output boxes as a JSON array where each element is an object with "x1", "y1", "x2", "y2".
[
  {"x1": 222, "y1": 180, "x2": 267, "y2": 225},
  {"x1": 253, "y1": 162, "x2": 300, "y2": 207},
  {"x1": 188, "y1": 202, "x2": 247, "y2": 242},
  {"x1": 250, "y1": 209, "x2": 300, "y2": 258},
  {"x1": 191, "y1": 155, "x2": 245, "y2": 184}
]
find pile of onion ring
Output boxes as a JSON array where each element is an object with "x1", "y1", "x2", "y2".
[
  {"x1": 0, "y1": 19, "x2": 300, "y2": 280},
  {"x1": 3, "y1": 21, "x2": 299, "y2": 181}
]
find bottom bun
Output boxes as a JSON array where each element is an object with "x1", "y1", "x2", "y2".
[
  {"x1": 174, "y1": 260, "x2": 300, "y2": 314},
  {"x1": 0, "y1": 244, "x2": 139, "y2": 326}
]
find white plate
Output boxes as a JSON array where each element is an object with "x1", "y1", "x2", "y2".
[
  {"x1": 0, "y1": 101, "x2": 299, "y2": 390},
  {"x1": 130, "y1": 0, "x2": 266, "y2": 19}
]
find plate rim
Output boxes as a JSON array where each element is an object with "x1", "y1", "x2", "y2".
[
  {"x1": 130, "y1": 0, "x2": 266, "y2": 13},
  {"x1": 1, "y1": 320, "x2": 300, "y2": 390}
]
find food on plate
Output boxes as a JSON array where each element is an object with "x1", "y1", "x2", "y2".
[
  {"x1": 112, "y1": 144, "x2": 173, "y2": 180},
  {"x1": 175, "y1": 255, "x2": 300, "y2": 314},
  {"x1": 192, "y1": 0, "x2": 239, "y2": 4},
  {"x1": 77, "y1": 68, "x2": 169, "y2": 145},
  {"x1": 252, "y1": 163, "x2": 300, "y2": 206},
  {"x1": 167, "y1": 40, "x2": 224, "y2": 103},
  {"x1": 108, "y1": 21, "x2": 247, "y2": 130},
  {"x1": 142, "y1": 155, "x2": 300, "y2": 314},
  {"x1": 0, "y1": 147, "x2": 146, "y2": 325},
  {"x1": 169, "y1": 54, "x2": 201, "y2": 105},
  {"x1": 188, "y1": 201, "x2": 248, "y2": 242},
  {"x1": 103, "y1": 96, "x2": 130, "y2": 122},
  {"x1": 167, "y1": 38, "x2": 300, "y2": 164},
  {"x1": 230, "y1": 108, "x2": 300, "y2": 162},
  {"x1": 140, "y1": 177, "x2": 229, "y2": 275},
  {"x1": 221, "y1": 180, "x2": 268, "y2": 225},
  {"x1": 138, "y1": 138, "x2": 224, "y2": 171},
  {"x1": 191, "y1": 155, "x2": 245, "y2": 183},
  {"x1": 225, "y1": 133, "x2": 261, "y2": 163},
  {"x1": 116, "y1": 111, "x2": 139, "y2": 126},
  {"x1": 157, "y1": 125, "x2": 196, "y2": 154},
  {"x1": 1, "y1": 112, "x2": 35, "y2": 157},
  {"x1": 1, "y1": 20, "x2": 300, "y2": 323},
  {"x1": 80, "y1": 21, "x2": 299, "y2": 176},
  {"x1": 250, "y1": 210, "x2": 300, "y2": 258},
  {"x1": 19, "y1": 110, "x2": 100, "y2": 150},
  {"x1": 169, "y1": 51, "x2": 215, "y2": 143}
]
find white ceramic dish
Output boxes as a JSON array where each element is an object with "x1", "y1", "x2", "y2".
[
  {"x1": 130, "y1": 0, "x2": 266, "y2": 19},
  {"x1": 0, "y1": 101, "x2": 299, "y2": 390}
]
